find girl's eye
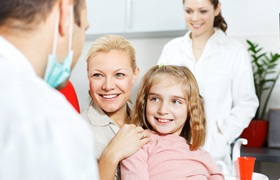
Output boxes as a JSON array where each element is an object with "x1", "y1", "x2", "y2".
[
  {"x1": 172, "y1": 99, "x2": 182, "y2": 104},
  {"x1": 150, "y1": 97, "x2": 160, "y2": 102}
]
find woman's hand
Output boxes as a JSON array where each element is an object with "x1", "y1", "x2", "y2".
[
  {"x1": 107, "y1": 124, "x2": 150, "y2": 162},
  {"x1": 98, "y1": 124, "x2": 150, "y2": 180}
]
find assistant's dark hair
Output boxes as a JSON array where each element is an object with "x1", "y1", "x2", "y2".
[
  {"x1": 0, "y1": 0, "x2": 58, "y2": 26},
  {"x1": 183, "y1": 0, "x2": 227, "y2": 32}
]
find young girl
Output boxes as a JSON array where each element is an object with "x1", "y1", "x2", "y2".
[{"x1": 121, "y1": 65, "x2": 224, "y2": 179}]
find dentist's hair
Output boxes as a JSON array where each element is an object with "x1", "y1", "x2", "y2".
[
  {"x1": 0, "y1": 0, "x2": 58, "y2": 26},
  {"x1": 0, "y1": 0, "x2": 85, "y2": 28},
  {"x1": 132, "y1": 65, "x2": 206, "y2": 150},
  {"x1": 74, "y1": 0, "x2": 86, "y2": 27}
]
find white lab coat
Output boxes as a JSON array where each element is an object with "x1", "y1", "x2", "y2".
[
  {"x1": 0, "y1": 36, "x2": 99, "y2": 180},
  {"x1": 158, "y1": 29, "x2": 259, "y2": 165}
]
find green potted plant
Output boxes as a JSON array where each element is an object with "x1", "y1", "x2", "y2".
[{"x1": 241, "y1": 39, "x2": 280, "y2": 147}]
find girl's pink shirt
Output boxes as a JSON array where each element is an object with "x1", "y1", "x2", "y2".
[{"x1": 121, "y1": 130, "x2": 224, "y2": 180}]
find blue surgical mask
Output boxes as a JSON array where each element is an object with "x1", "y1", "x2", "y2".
[{"x1": 44, "y1": 6, "x2": 74, "y2": 88}]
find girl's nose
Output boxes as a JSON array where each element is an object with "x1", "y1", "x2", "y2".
[{"x1": 157, "y1": 101, "x2": 169, "y2": 115}]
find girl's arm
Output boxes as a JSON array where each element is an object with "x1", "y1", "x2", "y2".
[
  {"x1": 98, "y1": 124, "x2": 150, "y2": 180},
  {"x1": 200, "y1": 151, "x2": 225, "y2": 180},
  {"x1": 120, "y1": 145, "x2": 149, "y2": 180}
]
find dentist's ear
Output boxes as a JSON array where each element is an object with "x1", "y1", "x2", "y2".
[{"x1": 58, "y1": 0, "x2": 73, "y2": 36}]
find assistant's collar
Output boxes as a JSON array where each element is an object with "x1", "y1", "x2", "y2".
[{"x1": 183, "y1": 28, "x2": 228, "y2": 45}]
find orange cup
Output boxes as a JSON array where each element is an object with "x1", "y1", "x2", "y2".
[{"x1": 238, "y1": 156, "x2": 256, "y2": 180}]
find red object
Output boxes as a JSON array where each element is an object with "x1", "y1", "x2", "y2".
[
  {"x1": 58, "y1": 81, "x2": 80, "y2": 113},
  {"x1": 241, "y1": 120, "x2": 268, "y2": 148},
  {"x1": 238, "y1": 157, "x2": 256, "y2": 180}
]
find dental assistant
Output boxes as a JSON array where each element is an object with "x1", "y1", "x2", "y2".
[{"x1": 157, "y1": 0, "x2": 258, "y2": 173}]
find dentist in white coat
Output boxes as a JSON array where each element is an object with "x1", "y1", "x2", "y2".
[{"x1": 0, "y1": 0, "x2": 99, "y2": 179}]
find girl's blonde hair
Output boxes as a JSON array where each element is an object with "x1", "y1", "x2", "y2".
[
  {"x1": 132, "y1": 65, "x2": 206, "y2": 150},
  {"x1": 86, "y1": 34, "x2": 137, "y2": 72}
]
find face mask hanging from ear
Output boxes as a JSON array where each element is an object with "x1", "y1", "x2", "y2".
[{"x1": 44, "y1": 6, "x2": 74, "y2": 88}]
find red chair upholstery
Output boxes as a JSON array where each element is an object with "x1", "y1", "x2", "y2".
[{"x1": 58, "y1": 81, "x2": 80, "y2": 113}]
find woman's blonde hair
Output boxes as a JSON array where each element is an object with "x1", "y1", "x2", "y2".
[
  {"x1": 132, "y1": 65, "x2": 206, "y2": 150},
  {"x1": 86, "y1": 35, "x2": 137, "y2": 72}
]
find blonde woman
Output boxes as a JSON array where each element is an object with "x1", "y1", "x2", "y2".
[{"x1": 82, "y1": 35, "x2": 150, "y2": 180}]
